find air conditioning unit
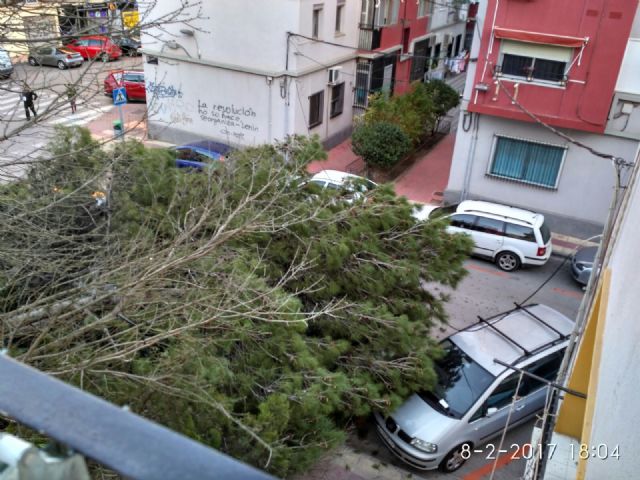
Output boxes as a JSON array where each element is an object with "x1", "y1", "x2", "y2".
[{"x1": 328, "y1": 67, "x2": 342, "y2": 85}]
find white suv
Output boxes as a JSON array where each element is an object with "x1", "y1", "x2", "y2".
[{"x1": 417, "y1": 201, "x2": 552, "y2": 272}]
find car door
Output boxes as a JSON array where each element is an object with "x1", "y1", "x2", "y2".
[
  {"x1": 447, "y1": 214, "x2": 480, "y2": 254},
  {"x1": 503, "y1": 223, "x2": 537, "y2": 263},
  {"x1": 467, "y1": 372, "x2": 530, "y2": 445},
  {"x1": 124, "y1": 73, "x2": 145, "y2": 100},
  {"x1": 37, "y1": 47, "x2": 52, "y2": 66},
  {"x1": 71, "y1": 39, "x2": 88, "y2": 59},
  {"x1": 517, "y1": 349, "x2": 565, "y2": 420},
  {"x1": 470, "y1": 217, "x2": 505, "y2": 258}
]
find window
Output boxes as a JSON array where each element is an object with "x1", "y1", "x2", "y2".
[
  {"x1": 449, "y1": 214, "x2": 476, "y2": 229},
  {"x1": 146, "y1": 55, "x2": 158, "y2": 65},
  {"x1": 335, "y1": 1, "x2": 345, "y2": 33},
  {"x1": 312, "y1": 5, "x2": 323, "y2": 39},
  {"x1": 523, "y1": 350, "x2": 565, "y2": 393},
  {"x1": 124, "y1": 73, "x2": 144, "y2": 83},
  {"x1": 36, "y1": 47, "x2": 51, "y2": 55},
  {"x1": 418, "y1": 340, "x2": 495, "y2": 419},
  {"x1": 375, "y1": 0, "x2": 400, "y2": 26},
  {"x1": 504, "y1": 224, "x2": 536, "y2": 242},
  {"x1": 485, "y1": 373, "x2": 527, "y2": 410},
  {"x1": 402, "y1": 27, "x2": 410, "y2": 54},
  {"x1": 309, "y1": 91, "x2": 324, "y2": 128},
  {"x1": 498, "y1": 40, "x2": 572, "y2": 83},
  {"x1": 89, "y1": 39, "x2": 102, "y2": 47},
  {"x1": 330, "y1": 82, "x2": 344, "y2": 118},
  {"x1": 474, "y1": 217, "x2": 505, "y2": 236},
  {"x1": 418, "y1": 0, "x2": 429, "y2": 17},
  {"x1": 489, "y1": 136, "x2": 566, "y2": 188}
]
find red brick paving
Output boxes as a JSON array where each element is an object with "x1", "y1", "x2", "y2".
[
  {"x1": 394, "y1": 133, "x2": 456, "y2": 205},
  {"x1": 308, "y1": 138, "x2": 364, "y2": 174}
]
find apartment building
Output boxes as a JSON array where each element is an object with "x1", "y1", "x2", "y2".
[
  {"x1": 446, "y1": 0, "x2": 640, "y2": 237},
  {"x1": 139, "y1": 0, "x2": 360, "y2": 148}
]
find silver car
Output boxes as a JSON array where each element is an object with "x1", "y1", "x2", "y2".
[
  {"x1": 0, "y1": 48, "x2": 13, "y2": 78},
  {"x1": 375, "y1": 304, "x2": 573, "y2": 472},
  {"x1": 28, "y1": 46, "x2": 83, "y2": 70},
  {"x1": 570, "y1": 245, "x2": 597, "y2": 286}
]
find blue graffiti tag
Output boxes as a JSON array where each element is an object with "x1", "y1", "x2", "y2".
[{"x1": 146, "y1": 81, "x2": 183, "y2": 99}]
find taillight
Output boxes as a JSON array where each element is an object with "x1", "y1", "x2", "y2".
[
  {"x1": 537, "y1": 247, "x2": 547, "y2": 257},
  {"x1": 66, "y1": 54, "x2": 73, "y2": 59}
]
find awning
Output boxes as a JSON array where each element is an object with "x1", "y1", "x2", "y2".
[{"x1": 493, "y1": 27, "x2": 588, "y2": 47}]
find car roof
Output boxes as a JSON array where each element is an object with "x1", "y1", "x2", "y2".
[
  {"x1": 450, "y1": 304, "x2": 573, "y2": 376},
  {"x1": 311, "y1": 170, "x2": 377, "y2": 186},
  {"x1": 456, "y1": 200, "x2": 544, "y2": 227},
  {"x1": 179, "y1": 140, "x2": 233, "y2": 155}
]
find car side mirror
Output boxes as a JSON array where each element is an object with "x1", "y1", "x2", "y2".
[{"x1": 486, "y1": 407, "x2": 498, "y2": 417}]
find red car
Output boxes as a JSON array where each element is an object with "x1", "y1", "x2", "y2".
[
  {"x1": 104, "y1": 70, "x2": 146, "y2": 102},
  {"x1": 66, "y1": 36, "x2": 121, "y2": 61}
]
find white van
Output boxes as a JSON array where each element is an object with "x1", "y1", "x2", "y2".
[
  {"x1": 416, "y1": 200, "x2": 552, "y2": 271},
  {"x1": 0, "y1": 48, "x2": 13, "y2": 79}
]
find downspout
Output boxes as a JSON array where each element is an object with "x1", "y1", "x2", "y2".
[
  {"x1": 266, "y1": 76, "x2": 273, "y2": 143},
  {"x1": 461, "y1": 113, "x2": 479, "y2": 201}
]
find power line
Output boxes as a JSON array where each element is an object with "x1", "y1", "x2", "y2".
[{"x1": 496, "y1": 80, "x2": 633, "y2": 167}]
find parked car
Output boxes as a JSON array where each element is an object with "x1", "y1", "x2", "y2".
[
  {"x1": 0, "y1": 48, "x2": 13, "y2": 79},
  {"x1": 570, "y1": 245, "x2": 598, "y2": 286},
  {"x1": 375, "y1": 304, "x2": 573, "y2": 473},
  {"x1": 305, "y1": 170, "x2": 377, "y2": 203},
  {"x1": 416, "y1": 200, "x2": 552, "y2": 272},
  {"x1": 28, "y1": 46, "x2": 83, "y2": 70},
  {"x1": 112, "y1": 36, "x2": 141, "y2": 56},
  {"x1": 174, "y1": 141, "x2": 233, "y2": 170},
  {"x1": 104, "y1": 70, "x2": 146, "y2": 102},
  {"x1": 65, "y1": 36, "x2": 122, "y2": 61}
]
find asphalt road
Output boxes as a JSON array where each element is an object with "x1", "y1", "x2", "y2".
[{"x1": 314, "y1": 255, "x2": 584, "y2": 480}]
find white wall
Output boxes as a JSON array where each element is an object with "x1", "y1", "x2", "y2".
[
  {"x1": 140, "y1": 0, "x2": 360, "y2": 146},
  {"x1": 585, "y1": 154, "x2": 640, "y2": 479},
  {"x1": 445, "y1": 115, "x2": 638, "y2": 232}
]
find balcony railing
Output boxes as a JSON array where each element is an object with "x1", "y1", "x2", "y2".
[
  {"x1": 0, "y1": 354, "x2": 275, "y2": 480},
  {"x1": 358, "y1": 23, "x2": 381, "y2": 50}
]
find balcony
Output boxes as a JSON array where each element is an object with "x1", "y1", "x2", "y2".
[{"x1": 358, "y1": 23, "x2": 382, "y2": 51}]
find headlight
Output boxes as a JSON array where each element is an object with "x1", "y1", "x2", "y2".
[{"x1": 410, "y1": 438, "x2": 438, "y2": 453}]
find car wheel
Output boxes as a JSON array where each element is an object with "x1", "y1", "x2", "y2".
[
  {"x1": 28, "y1": 57, "x2": 38, "y2": 66},
  {"x1": 439, "y1": 443, "x2": 471, "y2": 473},
  {"x1": 496, "y1": 251, "x2": 521, "y2": 272},
  {"x1": 57, "y1": 60, "x2": 66, "y2": 70}
]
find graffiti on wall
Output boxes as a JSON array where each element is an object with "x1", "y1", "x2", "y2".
[
  {"x1": 146, "y1": 81, "x2": 184, "y2": 99},
  {"x1": 197, "y1": 100, "x2": 260, "y2": 141}
]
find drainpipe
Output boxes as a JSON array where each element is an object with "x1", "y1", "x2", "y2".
[
  {"x1": 266, "y1": 76, "x2": 273, "y2": 143},
  {"x1": 461, "y1": 112, "x2": 479, "y2": 201}
]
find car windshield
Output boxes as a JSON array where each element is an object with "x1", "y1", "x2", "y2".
[
  {"x1": 540, "y1": 222, "x2": 551, "y2": 244},
  {"x1": 418, "y1": 340, "x2": 495, "y2": 419}
]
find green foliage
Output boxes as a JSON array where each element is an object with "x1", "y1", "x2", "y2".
[
  {"x1": 422, "y1": 79, "x2": 461, "y2": 119},
  {"x1": 362, "y1": 81, "x2": 460, "y2": 145},
  {"x1": 0, "y1": 127, "x2": 472, "y2": 477},
  {"x1": 352, "y1": 121, "x2": 412, "y2": 170}
]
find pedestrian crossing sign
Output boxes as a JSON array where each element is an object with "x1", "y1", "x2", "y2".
[{"x1": 113, "y1": 87, "x2": 127, "y2": 106}]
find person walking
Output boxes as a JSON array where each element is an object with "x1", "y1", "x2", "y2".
[
  {"x1": 21, "y1": 83, "x2": 37, "y2": 120},
  {"x1": 66, "y1": 83, "x2": 77, "y2": 114}
]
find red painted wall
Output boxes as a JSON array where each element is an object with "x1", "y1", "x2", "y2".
[
  {"x1": 468, "y1": 0, "x2": 637, "y2": 133},
  {"x1": 375, "y1": 1, "x2": 429, "y2": 94}
]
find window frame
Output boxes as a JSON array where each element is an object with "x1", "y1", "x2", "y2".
[
  {"x1": 308, "y1": 90, "x2": 324, "y2": 128},
  {"x1": 487, "y1": 134, "x2": 567, "y2": 189},
  {"x1": 312, "y1": 4, "x2": 323, "y2": 39},
  {"x1": 497, "y1": 40, "x2": 573, "y2": 86},
  {"x1": 335, "y1": 1, "x2": 345, "y2": 34},
  {"x1": 375, "y1": 0, "x2": 400, "y2": 26},
  {"x1": 417, "y1": 0, "x2": 429, "y2": 18},
  {"x1": 330, "y1": 82, "x2": 345, "y2": 118}
]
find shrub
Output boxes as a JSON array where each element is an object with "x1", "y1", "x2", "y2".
[{"x1": 352, "y1": 121, "x2": 412, "y2": 169}]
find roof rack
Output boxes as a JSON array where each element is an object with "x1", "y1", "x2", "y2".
[
  {"x1": 462, "y1": 209, "x2": 534, "y2": 226},
  {"x1": 468, "y1": 303, "x2": 569, "y2": 363}
]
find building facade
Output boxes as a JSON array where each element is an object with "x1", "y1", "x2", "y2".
[
  {"x1": 139, "y1": 0, "x2": 360, "y2": 148},
  {"x1": 354, "y1": 0, "x2": 470, "y2": 109},
  {"x1": 0, "y1": 1, "x2": 139, "y2": 59},
  {"x1": 446, "y1": 0, "x2": 640, "y2": 237}
]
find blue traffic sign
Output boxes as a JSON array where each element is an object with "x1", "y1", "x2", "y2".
[{"x1": 112, "y1": 87, "x2": 127, "y2": 106}]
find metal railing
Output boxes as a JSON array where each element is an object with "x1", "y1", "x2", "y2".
[{"x1": 0, "y1": 355, "x2": 275, "y2": 480}]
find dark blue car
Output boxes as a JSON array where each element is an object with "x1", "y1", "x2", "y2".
[{"x1": 174, "y1": 141, "x2": 233, "y2": 170}]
